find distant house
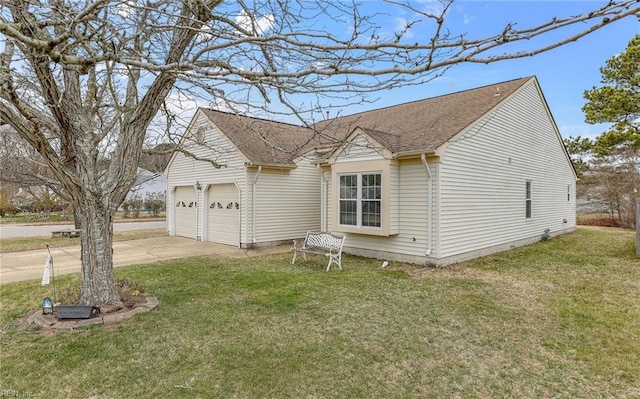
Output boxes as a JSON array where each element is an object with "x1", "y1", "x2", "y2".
[
  {"x1": 128, "y1": 168, "x2": 167, "y2": 199},
  {"x1": 120, "y1": 168, "x2": 167, "y2": 212},
  {"x1": 165, "y1": 76, "x2": 577, "y2": 265}
]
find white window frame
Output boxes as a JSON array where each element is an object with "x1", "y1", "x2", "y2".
[{"x1": 338, "y1": 172, "x2": 382, "y2": 228}]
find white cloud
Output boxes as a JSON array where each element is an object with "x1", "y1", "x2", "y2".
[
  {"x1": 145, "y1": 91, "x2": 207, "y2": 142},
  {"x1": 163, "y1": 91, "x2": 207, "y2": 119},
  {"x1": 114, "y1": 0, "x2": 136, "y2": 18},
  {"x1": 235, "y1": 10, "x2": 275, "y2": 36},
  {"x1": 418, "y1": 0, "x2": 447, "y2": 17},
  {"x1": 558, "y1": 123, "x2": 609, "y2": 140},
  {"x1": 393, "y1": 17, "x2": 415, "y2": 39}
]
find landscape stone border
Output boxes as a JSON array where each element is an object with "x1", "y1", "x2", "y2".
[{"x1": 24, "y1": 294, "x2": 158, "y2": 330}]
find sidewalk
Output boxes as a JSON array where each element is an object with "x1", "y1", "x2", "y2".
[{"x1": 0, "y1": 236, "x2": 289, "y2": 284}]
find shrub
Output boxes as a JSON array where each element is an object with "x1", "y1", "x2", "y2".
[
  {"x1": 144, "y1": 192, "x2": 165, "y2": 217},
  {"x1": 122, "y1": 195, "x2": 143, "y2": 218}
]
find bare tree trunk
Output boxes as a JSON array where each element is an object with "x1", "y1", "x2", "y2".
[
  {"x1": 3, "y1": 0, "x2": 639, "y2": 307},
  {"x1": 77, "y1": 196, "x2": 121, "y2": 306},
  {"x1": 73, "y1": 207, "x2": 82, "y2": 230}
]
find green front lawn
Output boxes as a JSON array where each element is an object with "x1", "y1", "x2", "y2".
[
  {"x1": 0, "y1": 211, "x2": 165, "y2": 224},
  {"x1": 1, "y1": 227, "x2": 638, "y2": 398},
  {"x1": 0, "y1": 229, "x2": 168, "y2": 253}
]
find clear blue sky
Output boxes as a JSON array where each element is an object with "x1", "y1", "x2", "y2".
[{"x1": 344, "y1": 1, "x2": 639, "y2": 141}]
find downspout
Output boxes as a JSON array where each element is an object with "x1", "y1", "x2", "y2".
[
  {"x1": 252, "y1": 166, "x2": 262, "y2": 244},
  {"x1": 319, "y1": 164, "x2": 328, "y2": 232},
  {"x1": 244, "y1": 169, "x2": 250, "y2": 247},
  {"x1": 421, "y1": 154, "x2": 433, "y2": 256},
  {"x1": 235, "y1": 182, "x2": 242, "y2": 248},
  {"x1": 324, "y1": 172, "x2": 329, "y2": 232},
  {"x1": 169, "y1": 186, "x2": 175, "y2": 235},
  {"x1": 195, "y1": 181, "x2": 202, "y2": 241},
  {"x1": 201, "y1": 183, "x2": 208, "y2": 241}
]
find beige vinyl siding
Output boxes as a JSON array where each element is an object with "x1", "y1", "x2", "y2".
[
  {"x1": 335, "y1": 134, "x2": 386, "y2": 162},
  {"x1": 389, "y1": 163, "x2": 400, "y2": 235},
  {"x1": 326, "y1": 158, "x2": 439, "y2": 261},
  {"x1": 249, "y1": 158, "x2": 321, "y2": 243},
  {"x1": 438, "y1": 80, "x2": 576, "y2": 259},
  {"x1": 166, "y1": 113, "x2": 245, "y2": 185},
  {"x1": 166, "y1": 110, "x2": 247, "y2": 239}
]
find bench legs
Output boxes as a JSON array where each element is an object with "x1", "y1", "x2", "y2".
[
  {"x1": 291, "y1": 232, "x2": 345, "y2": 271},
  {"x1": 291, "y1": 250, "x2": 307, "y2": 265},
  {"x1": 291, "y1": 250, "x2": 341, "y2": 271},
  {"x1": 325, "y1": 252, "x2": 342, "y2": 272}
]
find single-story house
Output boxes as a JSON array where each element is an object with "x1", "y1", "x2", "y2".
[
  {"x1": 119, "y1": 168, "x2": 166, "y2": 211},
  {"x1": 129, "y1": 168, "x2": 167, "y2": 199},
  {"x1": 165, "y1": 76, "x2": 576, "y2": 265}
]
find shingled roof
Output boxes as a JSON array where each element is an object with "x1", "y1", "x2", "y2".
[
  {"x1": 200, "y1": 109, "x2": 317, "y2": 167},
  {"x1": 200, "y1": 76, "x2": 533, "y2": 166},
  {"x1": 315, "y1": 76, "x2": 533, "y2": 156}
]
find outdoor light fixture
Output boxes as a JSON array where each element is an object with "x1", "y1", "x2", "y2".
[
  {"x1": 195, "y1": 181, "x2": 202, "y2": 191},
  {"x1": 42, "y1": 297, "x2": 53, "y2": 315}
]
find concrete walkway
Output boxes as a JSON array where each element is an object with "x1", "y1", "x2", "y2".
[{"x1": 0, "y1": 236, "x2": 290, "y2": 284}]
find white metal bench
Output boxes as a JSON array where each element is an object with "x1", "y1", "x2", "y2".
[{"x1": 291, "y1": 231, "x2": 345, "y2": 271}]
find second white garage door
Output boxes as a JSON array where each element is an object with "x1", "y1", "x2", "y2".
[{"x1": 207, "y1": 183, "x2": 239, "y2": 245}]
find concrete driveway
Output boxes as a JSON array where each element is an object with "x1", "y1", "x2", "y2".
[{"x1": 0, "y1": 236, "x2": 289, "y2": 284}]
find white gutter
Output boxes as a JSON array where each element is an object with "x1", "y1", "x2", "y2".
[
  {"x1": 421, "y1": 154, "x2": 433, "y2": 257},
  {"x1": 252, "y1": 166, "x2": 262, "y2": 243}
]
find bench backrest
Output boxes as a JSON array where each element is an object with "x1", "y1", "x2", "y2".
[{"x1": 304, "y1": 232, "x2": 344, "y2": 251}]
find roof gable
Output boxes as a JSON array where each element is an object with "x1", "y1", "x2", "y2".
[
  {"x1": 200, "y1": 109, "x2": 316, "y2": 167},
  {"x1": 330, "y1": 127, "x2": 394, "y2": 163}
]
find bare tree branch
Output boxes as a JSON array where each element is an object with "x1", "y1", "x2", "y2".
[{"x1": 1, "y1": 0, "x2": 638, "y2": 305}]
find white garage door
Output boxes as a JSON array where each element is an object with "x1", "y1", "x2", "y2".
[
  {"x1": 174, "y1": 186, "x2": 197, "y2": 239},
  {"x1": 207, "y1": 183, "x2": 239, "y2": 245}
]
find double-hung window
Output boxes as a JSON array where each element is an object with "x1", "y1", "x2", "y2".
[{"x1": 339, "y1": 173, "x2": 381, "y2": 228}]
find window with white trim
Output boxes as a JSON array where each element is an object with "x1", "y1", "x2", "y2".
[
  {"x1": 525, "y1": 180, "x2": 532, "y2": 219},
  {"x1": 339, "y1": 173, "x2": 381, "y2": 228}
]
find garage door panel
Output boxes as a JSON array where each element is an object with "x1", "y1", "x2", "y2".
[
  {"x1": 207, "y1": 184, "x2": 239, "y2": 245},
  {"x1": 174, "y1": 186, "x2": 197, "y2": 239}
]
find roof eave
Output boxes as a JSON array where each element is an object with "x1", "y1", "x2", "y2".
[
  {"x1": 245, "y1": 161, "x2": 297, "y2": 169},
  {"x1": 392, "y1": 149, "x2": 438, "y2": 159}
]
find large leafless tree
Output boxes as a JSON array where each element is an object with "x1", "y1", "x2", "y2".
[{"x1": 1, "y1": 0, "x2": 638, "y2": 306}]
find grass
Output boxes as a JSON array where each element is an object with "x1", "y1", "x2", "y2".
[
  {"x1": 1, "y1": 227, "x2": 639, "y2": 398},
  {"x1": 0, "y1": 211, "x2": 165, "y2": 224},
  {"x1": 0, "y1": 229, "x2": 168, "y2": 253}
]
